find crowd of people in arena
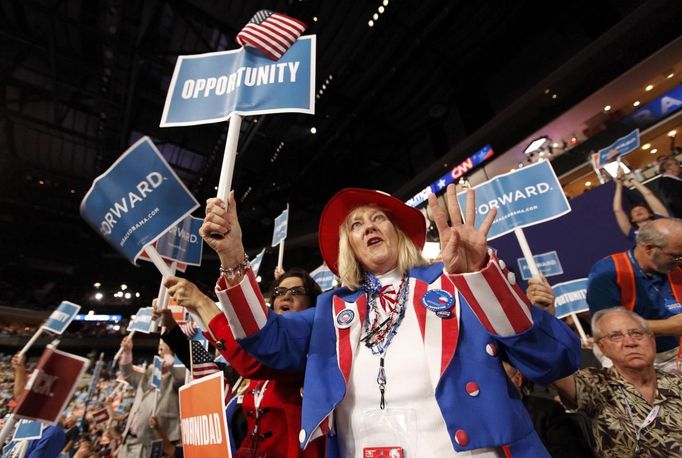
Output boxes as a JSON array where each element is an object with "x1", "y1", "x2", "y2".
[{"x1": 1, "y1": 152, "x2": 681, "y2": 457}]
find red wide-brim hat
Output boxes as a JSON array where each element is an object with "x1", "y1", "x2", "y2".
[{"x1": 318, "y1": 188, "x2": 426, "y2": 276}]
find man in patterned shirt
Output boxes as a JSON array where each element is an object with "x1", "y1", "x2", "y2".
[{"x1": 553, "y1": 307, "x2": 682, "y2": 457}]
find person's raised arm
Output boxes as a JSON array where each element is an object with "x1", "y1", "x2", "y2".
[
  {"x1": 11, "y1": 352, "x2": 27, "y2": 399},
  {"x1": 612, "y1": 170, "x2": 631, "y2": 236},
  {"x1": 164, "y1": 276, "x2": 222, "y2": 334},
  {"x1": 552, "y1": 374, "x2": 577, "y2": 409},
  {"x1": 628, "y1": 175, "x2": 669, "y2": 217},
  {"x1": 199, "y1": 192, "x2": 247, "y2": 287}
]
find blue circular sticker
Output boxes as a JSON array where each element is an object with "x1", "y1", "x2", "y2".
[
  {"x1": 421, "y1": 289, "x2": 455, "y2": 312},
  {"x1": 335, "y1": 309, "x2": 356, "y2": 329}
]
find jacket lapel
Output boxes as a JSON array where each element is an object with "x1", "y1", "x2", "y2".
[
  {"x1": 333, "y1": 291, "x2": 367, "y2": 383},
  {"x1": 410, "y1": 265, "x2": 461, "y2": 389}
]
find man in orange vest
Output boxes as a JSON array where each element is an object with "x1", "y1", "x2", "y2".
[{"x1": 586, "y1": 218, "x2": 682, "y2": 372}]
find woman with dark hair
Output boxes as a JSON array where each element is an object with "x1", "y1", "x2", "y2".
[{"x1": 165, "y1": 268, "x2": 324, "y2": 458}]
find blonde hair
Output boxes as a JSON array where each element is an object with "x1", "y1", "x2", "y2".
[{"x1": 338, "y1": 205, "x2": 427, "y2": 290}]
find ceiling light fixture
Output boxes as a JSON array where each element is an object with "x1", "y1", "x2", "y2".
[
  {"x1": 650, "y1": 148, "x2": 658, "y2": 154},
  {"x1": 641, "y1": 143, "x2": 651, "y2": 150},
  {"x1": 633, "y1": 100, "x2": 640, "y2": 107},
  {"x1": 667, "y1": 73, "x2": 674, "y2": 79},
  {"x1": 604, "y1": 105, "x2": 611, "y2": 112},
  {"x1": 310, "y1": 127, "x2": 317, "y2": 134},
  {"x1": 313, "y1": 16, "x2": 318, "y2": 22},
  {"x1": 373, "y1": 13, "x2": 379, "y2": 20},
  {"x1": 378, "y1": 6, "x2": 385, "y2": 13},
  {"x1": 645, "y1": 84, "x2": 654, "y2": 91},
  {"x1": 668, "y1": 130, "x2": 677, "y2": 138},
  {"x1": 585, "y1": 181, "x2": 592, "y2": 187}
]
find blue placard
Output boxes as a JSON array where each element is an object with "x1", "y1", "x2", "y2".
[
  {"x1": 3, "y1": 441, "x2": 16, "y2": 456},
  {"x1": 311, "y1": 264, "x2": 335, "y2": 291},
  {"x1": 516, "y1": 251, "x2": 564, "y2": 280},
  {"x1": 271, "y1": 207, "x2": 289, "y2": 247},
  {"x1": 407, "y1": 145, "x2": 494, "y2": 207},
  {"x1": 80, "y1": 137, "x2": 199, "y2": 264},
  {"x1": 623, "y1": 83, "x2": 682, "y2": 127},
  {"x1": 552, "y1": 278, "x2": 589, "y2": 319},
  {"x1": 13, "y1": 419, "x2": 44, "y2": 441},
  {"x1": 127, "y1": 307, "x2": 155, "y2": 333},
  {"x1": 593, "y1": 129, "x2": 640, "y2": 167},
  {"x1": 160, "y1": 36, "x2": 316, "y2": 127},
  {"x1": 251, "y1": 248, "x2": 265, "y2": 277},
  {"x1": 155, "y1": 216, "x2": 204, "y2": 266},
  {"x1": 151, "y1": 356, "x2": 163, "y2": 390},
  {"x1": 42, "y1": 301, "x2": 81, "y2": 335},
  {"x1": 457, "y1": 160, "x2": 571, "y2": 240}
]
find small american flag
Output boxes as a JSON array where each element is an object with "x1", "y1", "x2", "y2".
[
  {"x1": 92, "y1": 407, "x2": 110, "y2": 424},
  {"x1": 236, "y1": 10, "x2": 307, "y2": 60},
  {"x1": 190, "y1": 340, "x2": 220, "y2": 379},
  {"x1": 179, "y1": 320, "x2": 197, "y2": 338}
]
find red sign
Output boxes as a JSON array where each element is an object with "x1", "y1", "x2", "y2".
[
  {"x1": 14, "y1": 347, "x2": 89, "y2": 424},
  {"x1": 179, "y1": 371, "x2": 232, "y2": 458}
]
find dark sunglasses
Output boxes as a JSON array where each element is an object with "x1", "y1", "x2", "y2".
[{"x1": 273, "y1": 286, "x2": 309, "y2": 297}]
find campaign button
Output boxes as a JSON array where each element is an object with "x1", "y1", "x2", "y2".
[
  {"x1": 485, "y1": 343, "x2": 498, "y2": 357},
  {"x1": 335, "y1": 309, "x2": 356, "y2": 329},
  {"x1": 299, "y1": 429, "x2": 306, "y2": 443},
  {"x1": 421, "y1": 289, "x2": 455, "y2": 312}
]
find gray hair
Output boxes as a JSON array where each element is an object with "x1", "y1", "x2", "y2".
[
  {"x1": 635, "y1": 217, "x2": 682, "y2": 248},
  {"x1": 591, "y1": 307, "x2": 650, "y2": 340}
]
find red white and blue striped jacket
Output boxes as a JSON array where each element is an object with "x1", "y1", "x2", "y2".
[{"x1": 215, "y1": 255, "x2": 580, "y2": 457}]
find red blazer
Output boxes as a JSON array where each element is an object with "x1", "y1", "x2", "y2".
[{"x1": 206, "y1": 312, "x2": 324, "y2": 458}]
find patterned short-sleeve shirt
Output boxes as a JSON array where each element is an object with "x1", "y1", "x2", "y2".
[{"x1": 575, "y1": 367, "x2": 682, "y2": 457}]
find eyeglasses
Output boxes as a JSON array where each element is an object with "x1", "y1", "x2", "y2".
[
  {"x1": 598, "y1": 328, "x2": 649, "y2": 343},
  {"x1": 273, "y1": 286, "x2": 309, "y2": 298}
]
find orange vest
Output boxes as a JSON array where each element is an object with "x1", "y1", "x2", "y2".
[{"x1": 610, "y1": 251, "x2": 682, "y2": 311}]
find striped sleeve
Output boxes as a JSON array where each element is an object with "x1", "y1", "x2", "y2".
[
  {"x1": 448, "y1": 254, "x2": 533, "y2": 336},
  {"x1": 215, "y1": 268, "x2": 269, "y2": 340}
]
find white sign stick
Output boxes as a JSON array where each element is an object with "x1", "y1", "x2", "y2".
[
  {"x1": 18, "y1": 328, "x2": 44, "y2": 355},
  {"x1": 151, "y1": 261, "x2": 177, "y2": 334},
  {"x1": 217, "y1": 115, "x2": 242, "y2": 204},
  {"x1": 112, "y1": 331, "x2": 136, "y2": 365},
  {"x1": 277, "y1": 240, "x2": 285, "y2": 270},
  {"x1": 210, "y1": 115, "x2": 243, "y2": 239},
  {"x1": 570, "y1": 312, "x2": 589, "y2": 345},
  {"x1": 513, "y1": 227, "x2": 540, "y2": 278}
]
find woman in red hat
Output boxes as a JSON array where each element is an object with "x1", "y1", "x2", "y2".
[{"x1": 193, "y1": 185, "x2": 580, "y2": 457}]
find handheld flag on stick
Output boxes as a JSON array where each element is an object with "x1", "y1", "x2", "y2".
[
  {"x1": 271, "y1": 205, "x2": 289, "y2": 269},
  {"x1": 236, "y1": 10, "x2": 307, "y2": 60},
  {"x1": 190, "y1": 340, "x2": 221, "y2": 380}
]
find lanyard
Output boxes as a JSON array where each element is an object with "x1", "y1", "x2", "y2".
[{"x1": 621, "y1": 387, "x2": 660, "y2": 457}]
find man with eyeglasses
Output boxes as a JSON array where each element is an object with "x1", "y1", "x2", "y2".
[
  {"x1": 587, "y1": 218, "x2": 682, "y2": 372},
  {"x1": 553, "y1": 307, "x2": 682, "y2": 457}
]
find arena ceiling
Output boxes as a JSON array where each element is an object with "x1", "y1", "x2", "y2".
[{"x1": 1, "y1": 0, "x2": 681, "y2": 312}]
